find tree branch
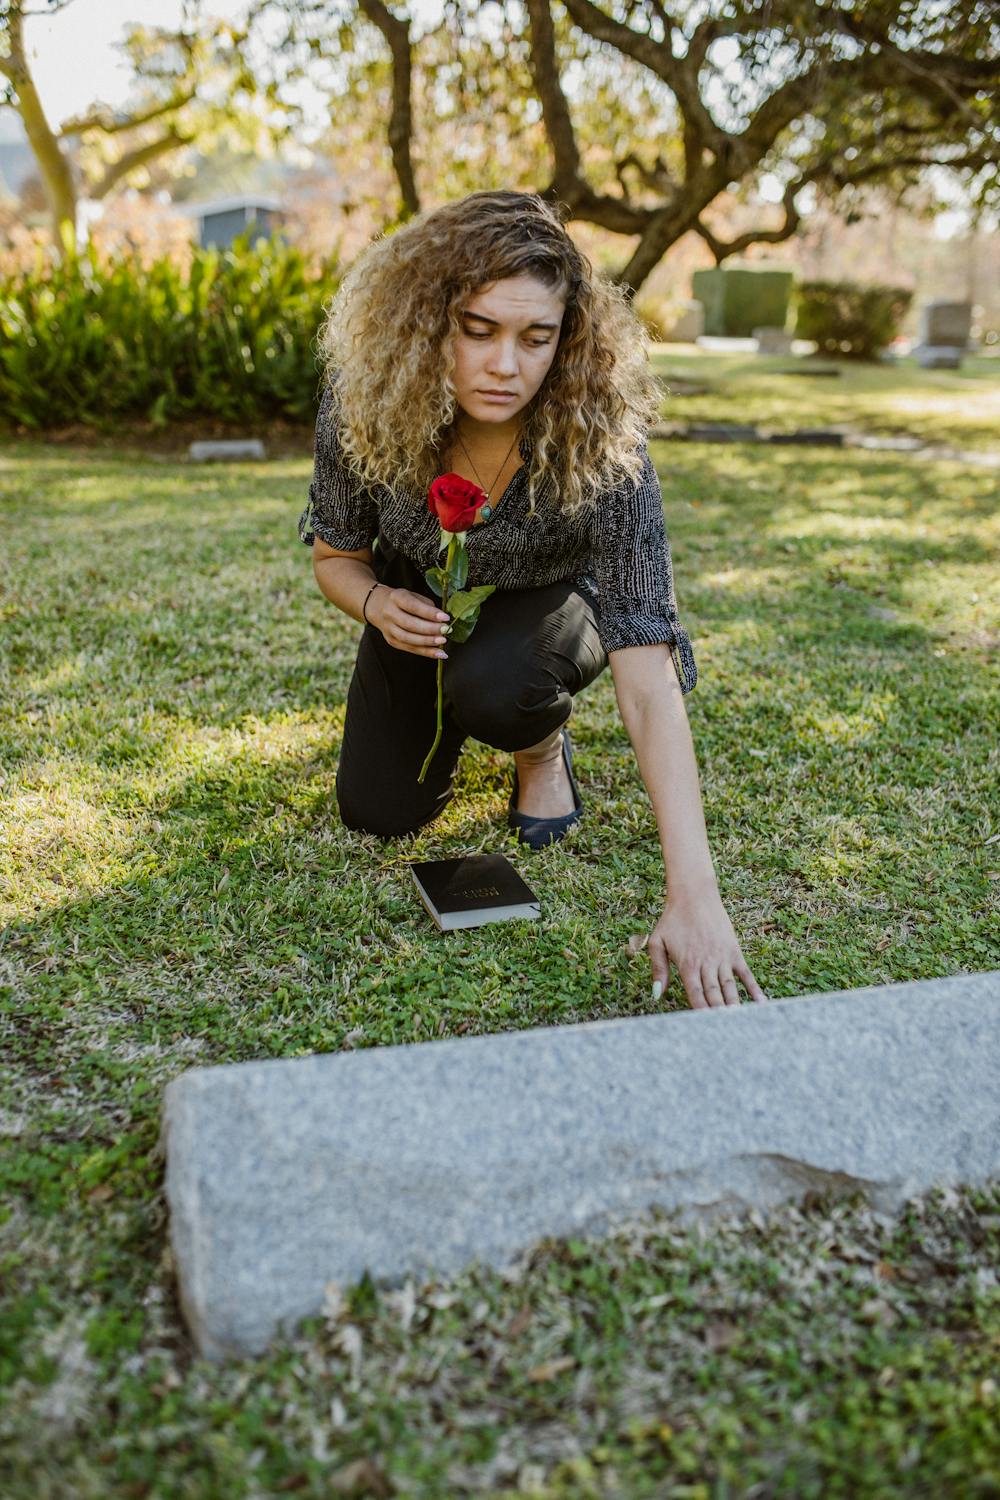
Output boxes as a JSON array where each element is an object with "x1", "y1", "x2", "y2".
[
  {"x1": 524, "y1": 0, "x2": 656, "y2": 233},
  {"x1": 89, "y1": 127, "x2": 194, "y2": 199},
  {"x1": 694, "y1": 179, "x2": 803, "y2": 264},
  {"x1": 58, "y1": 88, "x2": 197, "y2": 139}
]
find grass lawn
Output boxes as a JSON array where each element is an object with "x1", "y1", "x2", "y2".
[
  {"x1": 1, "y1": 359, "x2": 999, "y2": 1496},
  {"x1": 649, "y1": 348, "x2": 1000, "y2": 451}
]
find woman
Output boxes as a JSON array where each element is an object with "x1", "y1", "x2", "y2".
[{"x1": 299, "y1": 189, "x2": 767, "y2": 1010}]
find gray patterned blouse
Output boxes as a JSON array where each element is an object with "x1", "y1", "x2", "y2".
[{"x1": 298, "y1": 384, "x2": 698, "y2": 695}]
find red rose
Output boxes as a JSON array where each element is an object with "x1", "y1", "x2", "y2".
[{"x1": 427, "y1": 472, "x2": 489, "y2": 534}]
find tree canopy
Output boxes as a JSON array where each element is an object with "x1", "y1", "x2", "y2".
[{"x1": 3, "y1": 0, "x2": 997, "y2": 284}]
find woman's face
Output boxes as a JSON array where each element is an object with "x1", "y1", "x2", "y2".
[{"x1": 451, "y1": 273, "x2": 567, "y2": 427}]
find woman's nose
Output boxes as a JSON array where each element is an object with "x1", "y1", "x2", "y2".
[{"x1": 487, "y1": 340, "x2": 519, "y2": 376}]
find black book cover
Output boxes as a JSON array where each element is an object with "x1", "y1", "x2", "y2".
[{"x1": 409, "y1": 853, "x2": 541, "y2": 932}]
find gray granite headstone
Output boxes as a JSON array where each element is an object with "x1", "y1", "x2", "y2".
[
  {"x1": 663, "y1": 300, "x2": 704, "y2": 342},
  {"x1": 162, "y1": 970, "x2": 1000, "y2": 1360},
  {"x1": 914, "y1": 345, "x2": 964, "y2": 370},
  {"x1": 189, "y1": 440, "x2": 267, "y2": 462},
  {"x1": 912, "y1": 300, "x2": 972, "y2": 369},
  {"x1": 919, "y1": 300, "x2": 972, "y2": 349},
  {"x1": 753, "y1": 326, "x2": 794, "y2": 355}
]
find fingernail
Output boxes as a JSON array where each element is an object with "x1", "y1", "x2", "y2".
[
  {"x1": 441, "y1": 624, "x2": 452, "y2": 634},
  {"x1": 651, "y1": 981, "x2": 663, "y2": 1001},
  {"x1": 437, "y1": 613, "x2": 449, "y2": 622},
  {"x1": 435, "y1": 651, "x2": 448, "y2": 660}
]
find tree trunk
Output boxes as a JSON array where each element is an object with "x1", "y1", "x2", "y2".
[{"x1": 1, "y1": 5, "x2": 78, "y2": 256}]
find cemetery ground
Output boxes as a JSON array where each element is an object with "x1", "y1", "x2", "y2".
[
  {"x1": 2, "y1": 357, "x2": 999, "y2": 1496},
  {"x1": 649, "y1": 348, "x2": 1000, "y2": 454}
]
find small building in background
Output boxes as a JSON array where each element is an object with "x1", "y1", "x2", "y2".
[{"x1": 181, "y1": 195, "x2": 284, "y2": 249}]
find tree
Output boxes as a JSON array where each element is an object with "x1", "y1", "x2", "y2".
[
  {"x1": 0, "y1": 0, "x2": 293, "y2": 256},
  {"x1": 525, "y1": 0, "x2": 1000, "y2": 288},
  {"x1": 275, "y1": 0, "x2": 997, "y2": 291}
]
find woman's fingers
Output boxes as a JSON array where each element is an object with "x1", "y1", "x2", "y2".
[
  {"x1": 648, "y1": 940, "x2": 669, "y2": 1002},
  {"x1": 397, "y1": 590, "x2": 450, "y2": 628},
  {"x1": 379, "y1": 590, "x2": 453, "y2": 656},
  {"x1": 735, "y1": 960, "x2": 769, "y2": 1003},
  {"x1": 390, "y1": 623, "x2": 447, "y2": 648},
  {"x1": 647, "y1": 901, "x2": 769, "y2": 1011}
]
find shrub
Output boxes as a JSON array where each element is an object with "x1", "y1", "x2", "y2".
[
  {"x1": 794, "y1": 279, "x2": 913, "y2": 359},
  {"x1": 0, "y1": 232, "x2": 341, "y2": 429},
  {"x1": 633, "y1": 291, "x2": 686, "y2": 342}
]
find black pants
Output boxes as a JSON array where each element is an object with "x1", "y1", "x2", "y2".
[{"x1": 337, "y1": 537, "x2": 609, "y2": 836}]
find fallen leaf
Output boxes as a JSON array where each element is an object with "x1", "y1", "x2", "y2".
[
  {"x1": 704, "y1": 1318, "x2": 739, "y2": 1352},
  {"x1": 328, "y1": 1458, "x2": 394, "y2": 1496},
  {"x1": 505, "y1": 1304, "x2": 533, "y2": 1338},
  {"x1": 626, "y1": 933, "x2": 649, "y2": 956},
  {"x1": 860, "y1": 1297, "x2": 899, "y2": 1325},
  {"x1": 527, "y1": 1355, "x2": 576, "y2": 1382}
]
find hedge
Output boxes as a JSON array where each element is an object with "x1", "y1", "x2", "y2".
[
  {"x1": 794, "y1": 279, "x2": 913, "y2": 359},
  {"x1": 0, "y1": 233, "x2": 340, "y2": 429}
]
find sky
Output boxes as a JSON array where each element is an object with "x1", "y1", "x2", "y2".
[{"x1": 24, "y1": 1, "x2": 251, "y2": 127}]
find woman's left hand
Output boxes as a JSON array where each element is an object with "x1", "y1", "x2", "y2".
[{"x1": 646, "y1": 887, "x2": 768, "y2": 1008}]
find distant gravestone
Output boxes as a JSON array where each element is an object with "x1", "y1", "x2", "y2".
[
  {"x1": 914, "y1": 347, "x2": 964, "y2": 370},
  {"x1": 753, "y1": 326, "x2": 794, "y2": 355},
  {"x1": 663, "y1": 300, "x2": 704, "y2": 343},
  {"x1": 189, "y1": 440, "x2": 267, "y2": 462},
  {"x1": 162, "y1": 970, "x2": 1000, "y2": 1360},
  {"x1": 913, "y1": 300, "x2": 972, "y2": 369}
]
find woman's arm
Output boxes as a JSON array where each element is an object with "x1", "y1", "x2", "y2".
[
  {"x1": 609, "y1": 642, "x2": 768, "y2": 1009},
  {"x1": 311, "y1": 538, "x2": 450, "y2": 659},
  {"x1": 311, "y1": 539, "x2": 378, "y2": 623}
]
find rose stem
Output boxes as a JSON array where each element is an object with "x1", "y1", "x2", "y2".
[{"x1": 417, "y1": 534, "x2": 456, "y2": 783}]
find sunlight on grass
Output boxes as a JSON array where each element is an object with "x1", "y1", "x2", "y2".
[
  {"x1": 798, "y1": 696, "x2": 895, "y2": 747},
  {"x1": 163, "y1": 710, "x2": 342, "y2": 772},
  {"x1": 2, "y1": 778, "x2": 138, "y2": 914},
  {"x1": 2, "y1": 373, "x2": 998, "y2": 1498}
]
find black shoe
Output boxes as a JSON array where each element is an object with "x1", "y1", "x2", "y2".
[{"x1": 507, "y1": 726, "x2": 583, "y2": 850}]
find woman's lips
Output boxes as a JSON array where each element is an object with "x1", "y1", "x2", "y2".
[{"x1": 478, "y1": 390, "x2": 517, "y2": 401}]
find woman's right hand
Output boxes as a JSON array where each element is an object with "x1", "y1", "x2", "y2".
[{"x1": 368, "y1": 585, "x2": 451, "y2": 659}]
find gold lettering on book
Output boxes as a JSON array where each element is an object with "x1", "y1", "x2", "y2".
[{"x1": 461, "y1": 885, "x2": 502, "y2": 899}]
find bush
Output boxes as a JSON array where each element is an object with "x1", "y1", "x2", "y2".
[
  {"x1": 0, "y1": 233, "x2": 341, "y2": 429},
  {"x1": 692, "y1": 265, "x2": 794, "y2": 336},
  {"x1": 794, "y1": 279, "x2": 913, "y2": 359}
]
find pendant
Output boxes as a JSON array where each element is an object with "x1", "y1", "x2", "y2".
[{"x1": 481, "y1": 503, "x2": 493, "y2": 519}]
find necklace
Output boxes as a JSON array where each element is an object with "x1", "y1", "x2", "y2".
[{"x1": 456, "y1": 428, "x2": 521, "y2": 520}]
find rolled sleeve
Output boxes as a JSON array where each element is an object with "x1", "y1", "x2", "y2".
[
  {"x1": 298, "y1": 384, "x2": 380, "y2": 551},
  {"x1": 591, "y1": 449, "x2": 699, "y2": 695}
]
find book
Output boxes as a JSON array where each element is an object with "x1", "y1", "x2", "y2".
[{"x1": 409, "y1": 853, "x2": 541, "y2": 932}]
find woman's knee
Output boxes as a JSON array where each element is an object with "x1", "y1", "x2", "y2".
[
  {"x1": 447, "y1": 664, "x2": 567, "y2": 751},
  {"x1": 336, "y1": 778, "x2": 446, "y2": 839}
]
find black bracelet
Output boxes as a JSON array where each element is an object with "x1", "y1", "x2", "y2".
[{"x1": 362, "y1": 581, "x2": 382, "y2": 625}]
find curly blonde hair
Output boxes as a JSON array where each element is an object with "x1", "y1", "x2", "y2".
[{"x1": 318, "y1": 189, "x2": 661, "y2": 517}]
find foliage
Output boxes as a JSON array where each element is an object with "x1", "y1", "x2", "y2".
[
  {"x1": 0, "y1": 232, "x2": 339, "y2": 427},
  {"x1": 261, "y1": 0, "x2": 1000, "y2": 289},
  {"x1": 794, "y1": 281, "x2": 915, "y2": 361}
]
